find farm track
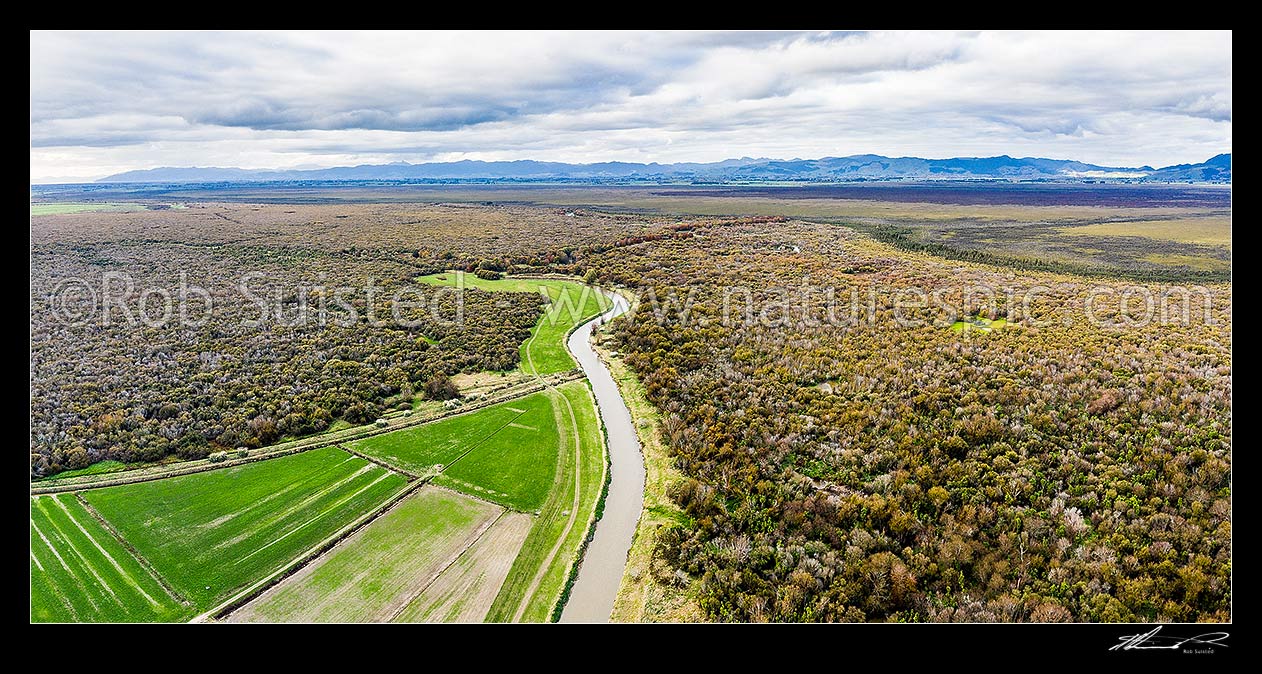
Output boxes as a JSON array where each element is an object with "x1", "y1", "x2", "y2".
[{"x1": 337, "y1": 445, "x2": 422, "y2": 479}]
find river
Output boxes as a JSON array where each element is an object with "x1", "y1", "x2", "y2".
[{"x1": 558, "y1": 291, "x2": 646, "y2": 623}]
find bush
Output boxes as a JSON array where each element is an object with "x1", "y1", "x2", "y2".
[
  {"x1": 423, "y1": 373, "x2": 460, "y2": 401},
  {"x1": 207, "y1": 451, "x2": 229, "y2": 463},
  {"x1": 475, "y1": 268, "x2": 503, "y2": 281}
]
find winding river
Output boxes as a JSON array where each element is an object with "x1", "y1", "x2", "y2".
[{"x1": 559, "y1": 291, "x2": 646, "y2": 622}]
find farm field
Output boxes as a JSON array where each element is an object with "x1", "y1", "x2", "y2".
[
  {"x1": 81, "y1": 447, "x2": 408, "y2": 609},
  {"x1": 228, "y1": 486, "x2": 504, "y2": 623},
  {"x1": 31, "y1": 493, "x2": 186, "y2": 622},
  {"x1": 346, "y1": 400, "x2": 527, "y2": 476},
  {"x1": 394, "y1": 510, "x2": 534, "y2": 622},
  {"x1": 434, "y1": 391, "x2": 561, "y2": 512},
  {"x1": 416, "y1": 272, "x2": 610, "y2": 375},
  {"x1": 348, "y1": 390, "x2": 562, "y2": 507},
  {"x1": 228, "y1": 380, "x2": 600, "y2": 622},
  {"x1": 1055, "y1": 217, "x2": 1232, "y2": 246},
  {"x1": 30, "y1": 202, "x2": 145, "y2": 215},
  {"x1": 487, "y1": 380, "x2": 605, "y2": 622}
]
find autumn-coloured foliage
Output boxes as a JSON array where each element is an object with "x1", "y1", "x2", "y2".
[
  {"x1": 29, "y1": 201, "x2": 1231, "y2": 623},
  {"x1": 590, "y1": 219, "x2": 1230, "y2": 622},
  {"x1": 29, "y1": 203, "x2": 674, "y2": 476}
]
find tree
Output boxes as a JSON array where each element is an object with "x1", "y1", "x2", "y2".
[
  {"x1": 64, "y1": 446, "x2": 90, "y2": 470},
  {"x1": 423, "y1": 373, "x2": 460, "y2": 401}
]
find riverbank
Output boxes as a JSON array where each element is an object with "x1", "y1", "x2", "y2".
[
  {"x1": 594, "y1": 336, "x2": 704, "y2": 623},
  {"x1": 557, "y1": 290, "x2": 647, "y2": 622}
]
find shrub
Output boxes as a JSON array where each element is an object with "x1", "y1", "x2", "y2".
[{"x1": 423, "y1": 373, "x2": 460, "y2": 401}]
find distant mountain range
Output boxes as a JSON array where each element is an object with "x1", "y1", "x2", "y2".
[{"x1": 98, "y1": 153, "x2": 1231, "y2": 184}]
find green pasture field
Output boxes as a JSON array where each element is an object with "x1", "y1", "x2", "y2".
[
  {"x1": 487, "y1": 380, "x2": 605, "y2": 622},
  {"x1": 337, "y1": 379, "x2": 605, "y2": 621},
  {"x1": 31, "y1": 202, "x2": 146, "y2": 215},
  {"x1": 352, "y1": 390, "x2": 561, "y2": 512},
  {"x1": 31, "y1": 493, "x2": 186, "y2": 622},
  {"x1": 435, "y1": 391, "x2": 561, "y2": 512},
  {"x1": 347, "y1": 396, "x2": 530, "y2": 476},
  {"x1": 82, "y1": 446, "x2": 407, "y2": 609}
]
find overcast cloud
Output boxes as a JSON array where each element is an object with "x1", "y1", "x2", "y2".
[{"x1": 30, "y1": 30, "x2": 1232, "y2": 182}]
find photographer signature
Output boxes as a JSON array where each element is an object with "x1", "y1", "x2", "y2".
[{"x1": 1111, "y1": 626, "x2": 1230, "y2": 651}]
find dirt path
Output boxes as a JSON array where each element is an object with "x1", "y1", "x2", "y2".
[{"x1": 337, "y1": 444, "x2": 421, "y2": 479}]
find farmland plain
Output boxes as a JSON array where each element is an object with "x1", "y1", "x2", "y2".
[
  {"x1": 31, "y1": 493, "x2": 186, "y2": 622},
  {"x1": 82, "y1": 447, "x2": 408, "y2": 609},
  {"x1": 228, "y1": 487, "x2": 502, "y2": 623},
  {"x1": 486, "y1": 380, "x2": 605, "y2": 622}
]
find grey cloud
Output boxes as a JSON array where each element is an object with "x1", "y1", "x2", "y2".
[
  {"x1": 30, "y1": 134, "x2": 157, "y2": 148},
  {"x1": 28, "y1": 30, "x2": 1232, "y2": 180}
]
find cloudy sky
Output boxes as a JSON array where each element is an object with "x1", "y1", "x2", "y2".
[{"x1": 30, "y1": 30, "x2": 1231, "y2": 182}]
